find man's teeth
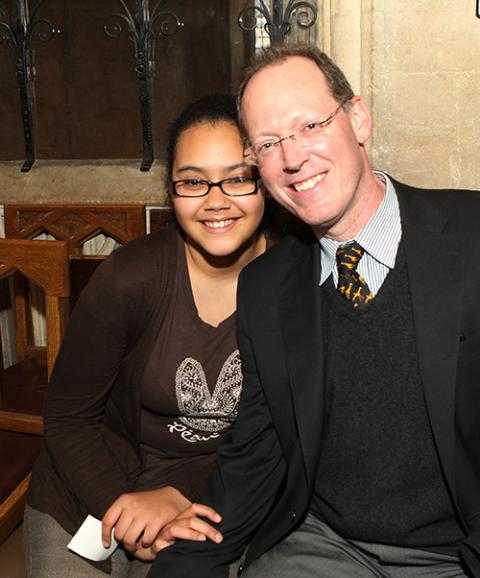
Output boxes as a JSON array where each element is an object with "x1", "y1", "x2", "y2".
[
  {"x1": 204, "y1": 219, "x2": 235, "y2": 229},
  {"x1": 293, "y1": 173, "x2": 324, "y2": 192}
]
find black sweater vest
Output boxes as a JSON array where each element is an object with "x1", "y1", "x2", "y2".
[{"x1": 309, "y1": 246, "x2": 464, "y2": 553}]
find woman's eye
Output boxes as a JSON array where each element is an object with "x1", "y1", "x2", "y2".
[
  {"x1": 184, "y1": 179, "x2": 204, "y2": 188},
  {"x1": 229, "y1": 176, "x2": 248, "y2": 184}
]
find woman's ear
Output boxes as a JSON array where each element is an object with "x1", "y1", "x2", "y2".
[
  {"x1": 258, "y1": 181, "x2": 271, "y2": 199},
  {"x1": 164, "y1": 184, "x2": 175, "y2": 207}
]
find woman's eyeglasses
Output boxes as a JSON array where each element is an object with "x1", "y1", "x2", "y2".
[{"x1": 171, "y1": 177, "x2": 259, "y2": 198}]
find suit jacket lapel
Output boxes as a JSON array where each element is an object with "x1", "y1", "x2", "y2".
[
  {"x1": 276, "y1": 236, "x2": 325, "y2": 485},
  {"x1": 397, "y1": 182, "x2": 464, "y2": 495}
]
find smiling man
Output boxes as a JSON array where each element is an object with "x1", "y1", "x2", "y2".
[{"x1": 148, "y1": 45, "x2": 480, "y2": 578}]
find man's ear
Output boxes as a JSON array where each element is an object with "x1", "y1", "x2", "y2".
[{"x1": 349, "y1": 96, "x2": 372, "y2": 145}]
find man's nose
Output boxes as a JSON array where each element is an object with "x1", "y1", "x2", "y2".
[{"x1": 280, "y1": 136, "x2": 310, "y2": 172}]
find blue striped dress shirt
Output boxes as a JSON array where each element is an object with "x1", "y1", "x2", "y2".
[{"x1": 318, "y1": 172, "x2": 402, "y2": 295}]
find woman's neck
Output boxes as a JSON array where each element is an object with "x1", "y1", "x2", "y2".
[
  {"x1": 185, "y1": 232, "x2": 266, "y2": 327},
  {"x1": 184, "y1": 231, "x2": 266, "y2": 280}
]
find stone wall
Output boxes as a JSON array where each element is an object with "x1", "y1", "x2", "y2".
[
  {"x1": 323, "y1": 0, "x2": 480, "y2": 189},
  {"x1": 0, "y1": 160, "x2": 167, "y2": 204}
]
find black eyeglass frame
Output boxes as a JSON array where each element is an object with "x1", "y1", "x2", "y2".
[{"x1": 170, "y1": 177, "x2": 260, "y2": 198}]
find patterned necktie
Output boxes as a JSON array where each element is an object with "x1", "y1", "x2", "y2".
[{"x1": 336, "y1": 241, "x2": 373, "y2": 308}]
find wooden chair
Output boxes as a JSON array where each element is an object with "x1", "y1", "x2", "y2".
[
  {"x1": 0, "y1": 432, "x2": 42, "y2": 544},
  {"x1": 0, "y1": 239, "x2": 70, "y2": 544},
  {"x1": 0, "y1": 239, "x2": 70, "y2": 414},
  {"x1": 3, "y1": 204, "x2": 145, "y2": 309}
]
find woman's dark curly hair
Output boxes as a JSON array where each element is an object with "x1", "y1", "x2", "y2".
[{"x1": 166, "y1": 94, "x2": 239, "y2": 187}]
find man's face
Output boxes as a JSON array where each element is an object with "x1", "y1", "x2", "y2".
[{"x1": 241, "y1": 56, "x2": 374, "y2": 240}]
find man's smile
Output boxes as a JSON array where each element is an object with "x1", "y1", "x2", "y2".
[{"x1": 292, "y1": 172, "x2": 326, "y2": 192}]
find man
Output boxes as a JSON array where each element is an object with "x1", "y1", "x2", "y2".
[{"x1": 148, "y1": 45, "x2": 480, "y2": 577}]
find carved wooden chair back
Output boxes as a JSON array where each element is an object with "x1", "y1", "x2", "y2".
[
  {"x1": 0, "y1": 239, "x2": 70, "y2": 377},
  {"x1": 3, "y1": 204, "x2": 145, "y2": 310},
  {"x1": 0, "y1": 239, "x2": 69, "y2": 546},
  {"x1": 3, "y1": 204, "x2": 145, "y2": 255},
  {"x1": 0, "y1": 239, "x2": 70, "y2": 427}
]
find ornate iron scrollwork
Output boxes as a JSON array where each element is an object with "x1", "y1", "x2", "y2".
[
  {"x1": 104, "y1": 0, "x2": 183, "y2": 172},
  {"x1": 1, "y1": 0, "x2": 59, "y2": 172},
  {"x1": 238, "y1": 0, "x2": 317, "y2": 46}
]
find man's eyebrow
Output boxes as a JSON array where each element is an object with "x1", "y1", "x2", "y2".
[
  {"x1": 228, "y1": 162, "x2": 252, "y2": 170},
  {"x1": 252, "y1": 112, "x2": 326, "y2": 139}
]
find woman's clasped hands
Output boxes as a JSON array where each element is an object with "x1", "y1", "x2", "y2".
[{"x1": 101, "y1": 486, "x2": 223, "y2": 561}]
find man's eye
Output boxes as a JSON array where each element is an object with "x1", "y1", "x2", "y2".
[
  {"x1": 255, "y1": 142, "x2": 276, "y2": 156},
  {"x1": 304, "y1": 121, "x2": 321, "y2": 132}
]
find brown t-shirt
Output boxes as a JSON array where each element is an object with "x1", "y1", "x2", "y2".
[
  {"x1": 26, "y1": 226, "x2": 245, "y2": 534},
  {"x1": 135, "y1": 234, "x2": 241, "y2": 499}
]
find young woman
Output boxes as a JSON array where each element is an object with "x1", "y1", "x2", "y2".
[{"x1": 24, "y1": 94, "x2": 267, "y2": 578}]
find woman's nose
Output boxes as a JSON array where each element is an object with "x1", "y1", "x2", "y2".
[{"x1": 204, "y1": 183, "x2": 231, "y2": 210}]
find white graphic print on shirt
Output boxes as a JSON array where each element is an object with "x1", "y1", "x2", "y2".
[{"x1": 168, "y1": 350, "x2": 242, "y2": 441}]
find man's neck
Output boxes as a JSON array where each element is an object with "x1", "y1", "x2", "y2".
[{"x1": 314, "y1": 172, "x2": 386, "y2": 242}]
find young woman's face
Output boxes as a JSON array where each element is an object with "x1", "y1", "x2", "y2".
[{"x1": 171, "y1": 121, "x2": 265, "y2": 261}]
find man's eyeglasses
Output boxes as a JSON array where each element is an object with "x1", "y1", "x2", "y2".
[
  {"x1": 171, "y1": 177, "x2": 259, "y2": 198},
  {"x1": 244, "y1": 99, "x2": 350, "y2": 166}
]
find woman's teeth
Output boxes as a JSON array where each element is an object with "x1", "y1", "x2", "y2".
[{"x1": 204, "y1": 219, "x2": 235, "y2": 229}]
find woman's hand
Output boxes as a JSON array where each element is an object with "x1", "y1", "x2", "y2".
[
  {"x1": 101, "y1": 486, "x2": 222, "y2": 560},
  {"x1": 102, "y1": 487, "x2": 189, "y2": 554}
]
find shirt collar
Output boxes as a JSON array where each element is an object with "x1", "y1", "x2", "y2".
[{"x1": 318, "y1": 172, "x2": 402, "y2": 285}]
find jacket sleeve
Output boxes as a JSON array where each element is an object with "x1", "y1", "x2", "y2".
[
  {"x1": 148, "y1": 272, "x2": 287, "y2": 578},
  {"x1": 43, "y1": 246, "x2": 147, "y2": 519}
]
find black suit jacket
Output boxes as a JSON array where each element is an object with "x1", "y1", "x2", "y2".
[{"x1": 149, "y1": 179, "x2": 480, "y2": 578}]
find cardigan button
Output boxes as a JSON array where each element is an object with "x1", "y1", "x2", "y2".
[
  {"x1": 237, "y1": 563, "x2": 244, "y2": 576},
  {"x1": 290, "y1": 510, "x2": 297, "y2": 523}
]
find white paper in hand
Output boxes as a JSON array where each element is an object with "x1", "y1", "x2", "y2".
[{"x1": 68, "y1": 515, "x2": 118, "y2": 561}]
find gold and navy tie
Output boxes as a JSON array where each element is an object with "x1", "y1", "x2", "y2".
[{"x1": 336, "y1": 242, "x2": 373, "y2": 309}]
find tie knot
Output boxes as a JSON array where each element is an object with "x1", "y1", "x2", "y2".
[
  {"x1": 335, "y1": 242, "x2": 372, "y2": 308},
  {"x1": 336, "y1": 241, "x2": 364, "y2": 274}
]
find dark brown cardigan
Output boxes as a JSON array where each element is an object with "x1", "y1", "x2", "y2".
[{"x1": 27, "y1": 225, "x2": 180, "y2": 535}]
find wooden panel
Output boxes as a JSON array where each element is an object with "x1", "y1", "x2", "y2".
[
  {"x1": 147, "y1": 207, "x2": 175, "y2": 233},
  {"x1": 0, "y1": 358, "x2": 48, "y2": 416},
  {"x1": 0, "y1": 0, "x2": 244, "y2": 161},
  {"x1": 4, "y1": 204, "x2": 145, "y2": 256}
]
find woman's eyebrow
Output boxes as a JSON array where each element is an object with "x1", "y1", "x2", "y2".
[
  {"x1": 175, "y1": 162, "x2": 250, "y2": 175},
  {"x1": 175, "y1": 165, "x2": 204, "y2": 174}
]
